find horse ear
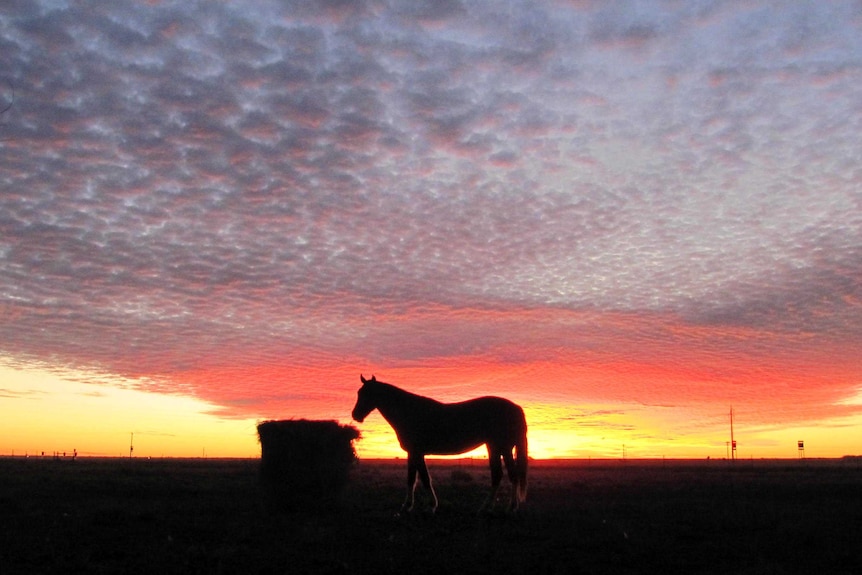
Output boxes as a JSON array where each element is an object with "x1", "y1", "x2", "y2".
[
  {"x1": 371, "y1": 374, "x2": 377, "y2": 382},
  {"x1": 361, "y1": 374, "x2": 367, "y2": 384}
]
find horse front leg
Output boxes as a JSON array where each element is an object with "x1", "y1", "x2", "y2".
[
  {"x1": 414, "y1": 455, "x2": 438, "y2": 513},
  {"x1": 400, "y1": 458, "x2": 419, "y2": 514}
]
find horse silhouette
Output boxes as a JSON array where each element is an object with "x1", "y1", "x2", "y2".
[{"x1": 351, "y1": 375, "x2": 528, "y2": 513}]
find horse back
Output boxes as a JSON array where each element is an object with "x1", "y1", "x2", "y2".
[{"x1": 408, "y1": 396, "x2": 525, "y2": 455}]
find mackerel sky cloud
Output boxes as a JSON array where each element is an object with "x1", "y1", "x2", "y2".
[{"x1": 1, "y1": 1, "x2": 861, "y2": 456}]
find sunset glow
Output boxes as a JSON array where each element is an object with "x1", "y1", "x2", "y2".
[{"x1": 1, "y1": 2, "x2": 861, "y2": 460}]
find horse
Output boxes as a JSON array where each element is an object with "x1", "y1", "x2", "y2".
[{"x1": 351, "y1": 375, "x2": 528, "y2": 513}]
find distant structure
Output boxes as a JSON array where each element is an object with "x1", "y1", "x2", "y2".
[
  {"x1": 730, "y1": 407, "x2": 737, "y2": 461},
  {"x1": 798, "y1": 440, "x2": 805, "y2": 459},
  {"x1": 129, "y1": 432, "x2": 134, "y2": 459}
]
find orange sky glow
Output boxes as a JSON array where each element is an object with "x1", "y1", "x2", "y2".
[{"x1": 3, "y1": 354, "x2": 860, "y2": 460}]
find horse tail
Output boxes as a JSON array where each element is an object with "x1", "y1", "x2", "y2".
[{"x1": 516, "y1": 421, "x2": 528, "y2": 502}]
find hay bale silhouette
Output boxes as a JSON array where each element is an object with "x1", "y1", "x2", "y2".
[{"x1": 257, "y1": 419, "x2": 359, "y2": 511}]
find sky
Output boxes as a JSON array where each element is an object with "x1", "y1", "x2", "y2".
[{"x1": 1, "y1": 0, "x2": 861, "y2": 460}]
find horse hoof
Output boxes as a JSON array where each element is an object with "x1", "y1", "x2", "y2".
[{"x1": 397, "y1": 505, "x2": 413, "y2": 517}]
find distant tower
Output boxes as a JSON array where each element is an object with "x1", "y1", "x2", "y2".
[
  {"x1": 798, "y1": 440, "x2": 805, "y2": 459},
  {"x1": 730, "y1": 407, "x2": 737, "y2": 461},
  {"x1": 129, "y1": 432, "x2": 134, "y2": 459}
]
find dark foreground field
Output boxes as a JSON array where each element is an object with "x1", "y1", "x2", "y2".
[{"x1": 1, "y1": 457, "x2": 860, "y2": 574}]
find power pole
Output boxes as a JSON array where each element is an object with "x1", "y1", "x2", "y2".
[{"x1": 730, "y1": 407, "x2": 736, "y2": 461}]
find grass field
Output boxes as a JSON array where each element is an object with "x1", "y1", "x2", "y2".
[{"x1": 1, "y1": 456, "x2": 860, "y2": 574}]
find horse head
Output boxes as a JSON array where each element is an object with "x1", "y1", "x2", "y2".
[{"x1": 352, "y1": 374, "x2": 379, "y2": 422}]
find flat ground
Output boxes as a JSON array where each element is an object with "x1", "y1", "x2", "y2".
[{"x1": 1, "y1": 457, "x2": 860, "y2": 574}]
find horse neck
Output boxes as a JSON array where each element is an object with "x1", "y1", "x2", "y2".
[{"x1": 374, "y1": 383, "x2": 434, "y2": 427}]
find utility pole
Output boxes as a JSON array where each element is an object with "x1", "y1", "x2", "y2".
[
  {"x1": 129, "y1": 432, "x2": 134, "y2": 459},
  {"x1": 730, "y1": 407, "x2": 736, "y2": 461}
]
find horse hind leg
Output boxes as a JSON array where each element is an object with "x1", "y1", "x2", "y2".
[
  {"x1": 480, "y1": 448, "x2": 504, "y2": 513},
  {"x1": 502, "y1": 448, "x2": 520, "y2": 512}
]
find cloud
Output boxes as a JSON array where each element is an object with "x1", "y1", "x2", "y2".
[
  {"x1": 0, "y1": 1, "x2": 860, "y2": 430},
  {"x1": 0, "y1": 387, "x2": 47, "y2": 399}
]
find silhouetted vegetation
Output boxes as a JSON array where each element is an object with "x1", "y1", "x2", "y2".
[{"x1": 257, "y1": 419, "x2": 359, "y2": 511}]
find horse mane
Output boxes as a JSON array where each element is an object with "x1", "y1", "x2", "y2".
[{"x1": 374, "y1": 380, "x2": 444, "y2": 411}]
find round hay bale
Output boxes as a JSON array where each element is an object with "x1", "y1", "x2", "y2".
[{"x1": 257, "y1": 419, "x2": 359, "y2": 511}]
